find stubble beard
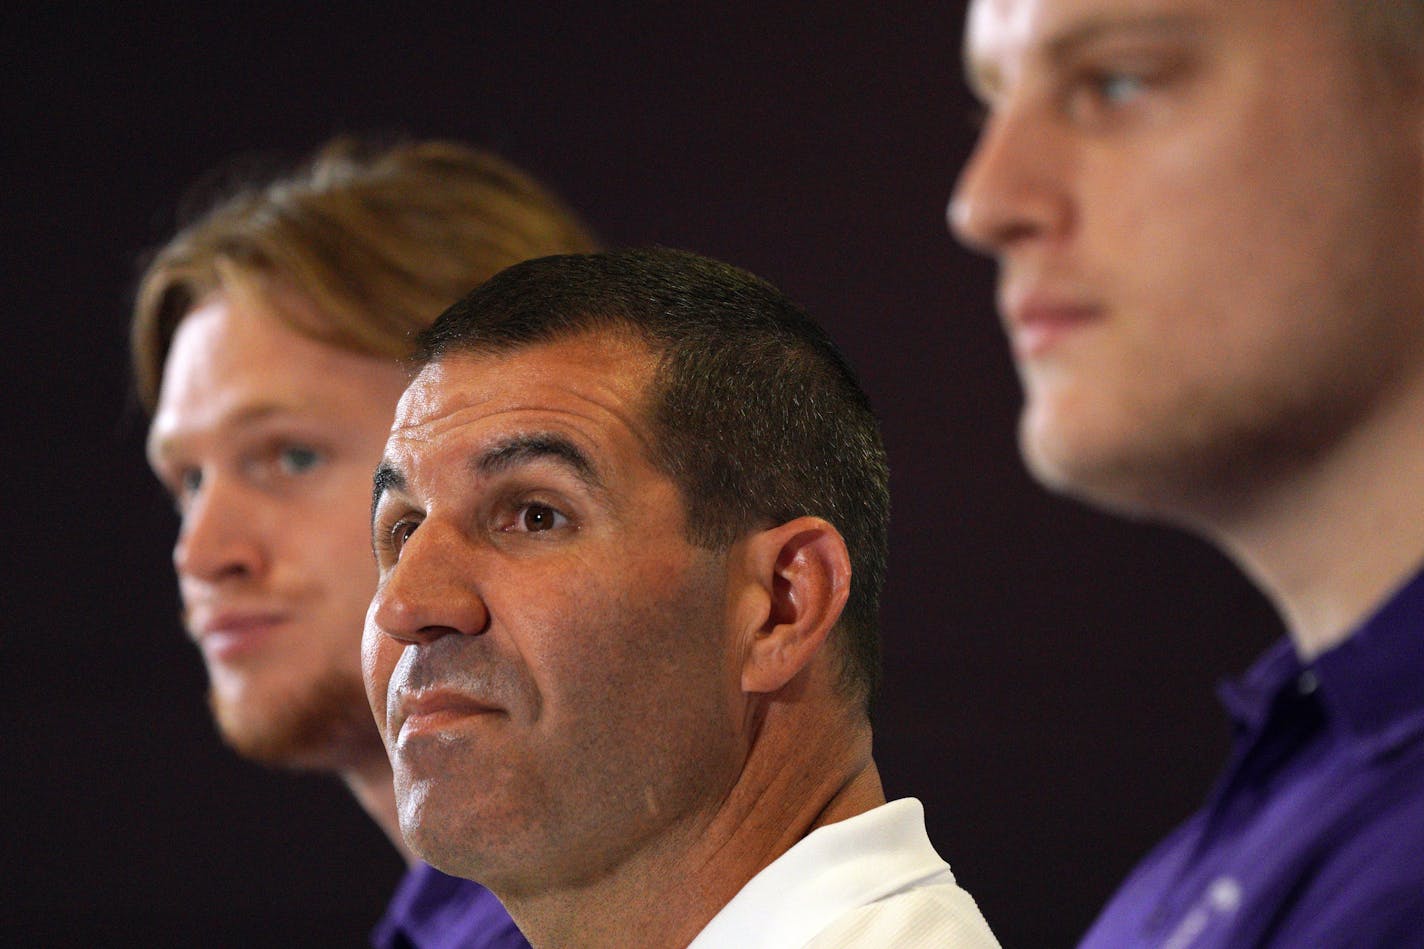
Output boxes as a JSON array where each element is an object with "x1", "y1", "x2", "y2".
[{"x1": 209, "y1": 665, "x2": 381, "y2": 772}]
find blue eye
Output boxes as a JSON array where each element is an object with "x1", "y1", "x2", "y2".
[
  {"x1": 180, "y1": 468, "x2": 203, "y2": 496},
  {"x1": 1098, "y1": 72, "x2": 1145, "y2": 104},
  {"x1": 1064, "y1": 63, "x2": 1164, "y2": 127},
  {"x1": 170, "y1": 467, "x2": 203, "y2": 513},
  {"x1": 278, "y1": 446, "x2": 322, "y2": 475}
]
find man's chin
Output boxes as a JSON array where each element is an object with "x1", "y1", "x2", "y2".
[
  {"x1": 208, "y1": 672, "x2": 378, "y2": 771},
  {"x1": 1021, "y1": 425, "x2": 1224, "y2": 530}
]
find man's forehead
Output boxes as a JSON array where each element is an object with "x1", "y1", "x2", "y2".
[
  {"x1": 394, "y1": 337, "x2": 656, "y2": 428},
  {"x1": 387, "y1": 337, "x2": 661, "y2": 474},
  {"x1": 966, "y1": 0, "x2": 1216, "y2": 55},
  {"x1": 153, "y1": 290, "x2": 407, "y2": 444},
  {"x1": 966, "y1": 0, "x2": 1036, "y2": 45},
  {"x1": 393, "y1": 358, "x2": 462, "y2": 430},
  {"x1": 965, "y1": 0, "x2": 1230, "y2": 98}
]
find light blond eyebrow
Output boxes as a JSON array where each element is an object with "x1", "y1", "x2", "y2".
[
  {"x1": 963, "y1": 38, "x2": 1000, "y2": 103},
  {"x1": 146, "y1": 401, "x2": 298, "y2": 464},
  {"x1": 964, "y1": 61, "x2": 995, "y2": 104},
  {"x1": 1043, "y1": 13, "x2": 1202, "y2": 64}
]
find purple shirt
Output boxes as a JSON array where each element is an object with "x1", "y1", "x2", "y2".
[
  {"x1": 1081, "y1": 568, "x2": 1424, "y2": 947},
  {"x1": 371, "y1": 862, "x2": 529, "y2": 949}
]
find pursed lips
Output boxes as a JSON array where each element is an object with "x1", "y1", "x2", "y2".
[
  {"x1": 189, "y1": 608, "x2": 292, "y2": 660},
  {"x1": 1000, "y1": 283, "x2": 1105, "y2": 360}
]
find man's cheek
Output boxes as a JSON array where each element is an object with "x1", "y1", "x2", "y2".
[{"x1": 360, "y1": 630, "x2": 394, "y2": 732}]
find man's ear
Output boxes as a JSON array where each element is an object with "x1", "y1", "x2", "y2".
[{"x1": 736, "y1": 516, "x2": 852, "y2": 695}]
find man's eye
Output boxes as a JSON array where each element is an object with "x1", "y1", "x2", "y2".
[
  {"x1": 1095, "y1": 71, "x2": 1146, "y2": 105},
  {"x1": 513, "y1": 503, "x2": 568, "y2": 533},
  {"x1": 389, "y1": 519, "x2": 419, "y2": 556},
  {"x1": 1066, "y1": 48, "x2": 1194, "y2": 126},
  {"x1": 179, "y1": 467, "x2": 203, "y2": 497},
  {"x1": 278, "y1": 446, "x2": 323, "y2": 475},
  {"x1": 168, "y1": 467, "x2": 203, "y2": 513}
]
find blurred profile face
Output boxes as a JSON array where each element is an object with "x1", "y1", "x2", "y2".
[
  {"x1": 147, "y1": 291, "x2": 410, "y2": 768},
  {"x1": 950, "y1": 0, "x2": 1424, "y2": 521},
  {"x1": 364, "y1": 333, "x2": 747, "y2": 889}
]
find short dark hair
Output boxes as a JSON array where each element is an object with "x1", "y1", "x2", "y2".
[{"x1": 418, "y1": 248, "x2": 889, "y2": 708}]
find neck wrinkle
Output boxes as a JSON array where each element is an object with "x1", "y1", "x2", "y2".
[{"x1": 506, "y1": 696, "x2": 881, "y2": 949}]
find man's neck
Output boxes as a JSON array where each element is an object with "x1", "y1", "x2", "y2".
[
  {"x1": 1212, "y1": 381, "x2": 1424, "y2": 660},
  {"x1": 503, "y1": 703, "x2": 884, "y2": 949},
  {"x1": 342, "y1": 751, "x2": 417, "y2": 866}
]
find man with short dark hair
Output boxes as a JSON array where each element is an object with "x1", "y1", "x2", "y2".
[
  {"x1": 950, "y1": 0, "x2": 1424, "y2": 944},
  {"x1": 363, "y1": 248, "x2": 1001, "y2": 948}
]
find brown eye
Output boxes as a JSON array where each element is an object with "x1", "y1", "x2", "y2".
[
  {"x1": 390, "y1": 519, "x2": 419, "y2": 555},
  {"x1": 521, "y1": 504, "x2": 563, "y2": 532}
]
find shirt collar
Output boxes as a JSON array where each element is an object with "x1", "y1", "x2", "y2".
[
  {"x1": 1312, "y1": 567, "x2": 1424, "y2": 757},
  {"x1": 1218, "y1": 566, "x2": 1424, "y2": 759},
  {"x1": 687, "y1": 798, "x2": 953, "y2": 949},
  {"x1": 1217, "y1": 639, "x2": 1300, "y2": 734}
]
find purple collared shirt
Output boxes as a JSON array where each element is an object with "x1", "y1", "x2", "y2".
[
  {"x1": 1081, "y1": 567, "x2": 1424, "y2": 948},
  {"x1": 371, "y1": 863, "x2": 529, "y2": 949}
]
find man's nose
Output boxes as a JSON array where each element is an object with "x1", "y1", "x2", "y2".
[
  {"x1": 370, "y1": 519, "x2": 491, "y2": 646},
  {"x1": 948, "y1": 101, "x2": 1074, "y2": 255},
  {"x1": 172, "y1": 472, "x2": 266, "y2": 584}
]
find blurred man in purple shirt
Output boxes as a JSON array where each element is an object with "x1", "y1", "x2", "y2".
[
  {"x1": 950, "y1": 0, "x2": 1424, "y2": 945},
  {"x1": 134, "y1": 137, "x2": 598, "y2": 947}
]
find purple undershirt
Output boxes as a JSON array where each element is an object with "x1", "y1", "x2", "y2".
[
  {"x1": 371, "y1": 862, "x2": 529, "y2": 949},
  {"x1": 1080, "y1": 566, "x2": 1424, "y2": 947}
]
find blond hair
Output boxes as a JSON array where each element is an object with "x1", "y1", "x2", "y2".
[{"x1": 131, "y1": 137, "x2": 600, "y2": 410}]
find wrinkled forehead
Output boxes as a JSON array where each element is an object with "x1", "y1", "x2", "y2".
[
  {"x1": 387, "y1": 337, "x2": 662, "y2": 468},
  {"x1": 392, "y1": 358, "x2": 463, "y2": 434}
]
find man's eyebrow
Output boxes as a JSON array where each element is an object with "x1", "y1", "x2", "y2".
[
  {"x1": 474, "y1": 433, "x2": 605, "y2": 493},
  {"x1": 1044, "y1": 14, "x2": 1202, "y2": 62},
  {"x1": 369, "y1": 434, "x2": 607, "y2": 534},
  {"x1": 964, "y1": 55, "x2": 998, "y2": 104},
  {"x1": 147, "y1": 402, "x2": 296, "y2": 465},
  {"x1": 371, "y1": 461, "x2": 406, "y2": 526}
]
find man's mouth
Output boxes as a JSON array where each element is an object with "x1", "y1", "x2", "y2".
[
  {"x1": 395, "y1": 688, "x2": 503, "y2": 743},
  {"x1": 1001, "y1": 285, "x2": 1105, "y2": 359},
  {"x1": 192, "y1": 609, "x2": 291, "y2": 662}
]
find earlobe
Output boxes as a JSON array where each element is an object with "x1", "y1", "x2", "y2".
[{"x1": 738, "y1": 516, "x2": 852, "y2": 695}]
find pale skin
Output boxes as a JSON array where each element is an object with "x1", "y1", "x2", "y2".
[
  {"x1": 950, "y1": 0, "x2": 1424, "y2": 658},
  {"x1": 364, "y1": 333, "x2": 884, "y2": 947},
  {"x1": 147, "y1": 288, "x2": 415, "y2": 861}
]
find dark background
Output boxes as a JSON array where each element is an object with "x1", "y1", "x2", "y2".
[{"x1": 7, "y1": 3, "x2": 1280, "y2": 945}]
